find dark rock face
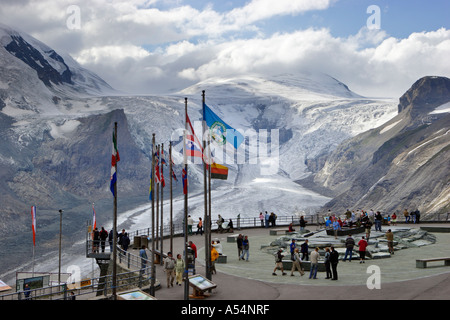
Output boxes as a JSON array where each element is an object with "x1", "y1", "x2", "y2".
[
  {"x1": 5, "y1": 35, "x2": 73, "y2": 87},
  {"x1": 313, "y1": 76, "x2": 450, "y2": 217},
  {"x1": 398, "y1": 76, "x2": 450, "y2": 117}
]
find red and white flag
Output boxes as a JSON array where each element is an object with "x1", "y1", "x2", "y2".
[{"x1": 31, "y1": 206, "x2": 36, "y2": 246}]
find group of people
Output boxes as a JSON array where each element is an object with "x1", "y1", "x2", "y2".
[
  {"x1": 273, "y1": 241, "x2": 340, "y2": 280},
  {"x1": 160, "y1": 240, "x2": 197, "y2": 288},
  {"x1": 92, "y1": 227, "x2": 130, "y2": 253},
  {"x1": 325, "y1": 207, "x2": 421, "y2": 231},
  {"x1": 259, "y1": 211, "x2": 279, "y2": 228}
]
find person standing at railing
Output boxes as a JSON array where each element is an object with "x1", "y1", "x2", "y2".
[
  {"x1": 99, "y1": 227, "x2": 108, "y2": 253},
  {"x1": 139, "y1": 245, "x2": 148, "y2": 273},
  {"x1": 259, "y1": 212, "x2": 264, "y2": 227}
]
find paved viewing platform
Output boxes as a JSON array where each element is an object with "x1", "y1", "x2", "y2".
[{"x1": 124, "y1": 223, "x2": 450, "y2": 300}]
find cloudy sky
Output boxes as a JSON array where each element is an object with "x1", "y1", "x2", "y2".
[{"x1": 1, "y1": 0, "x2": 449, "y2": 97}]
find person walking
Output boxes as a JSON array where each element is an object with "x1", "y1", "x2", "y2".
[
  {"x1": 273, "y1": 249, "x2": 287, "y2": 276},
  {"x1": 237, "y1": 234, "x2": 243, "y2": 260},
  {"x1": 309, "y1": 247, "x2": 320, "y2": 279},
  {"x1": 358, "y1": 236, "x2": 368, "y2": 263},
  {"x1": 343, "y1": 235, "x2": 355, "y2": 262},
  {"x1": 330, "y1": 246, "x2": 339, "y2": 280},
  {"x1": 324, "y1": 247, "x2": 332, "y2": 279},
  {"x1": 240, "y1": 236, "x2": 250, "y2": 261},
  {"x1": 175, "y1": 254, "x2": 185, "y2": 286},
  {"x1": 139, "y1": 245, "x2": 148, "y2": 273},
  {"x1": 163, "y1": 252, "x2": 176, "y2": 287},
  {"x1": 290, "y1": 248, "x2": 305, "y2": 276}
]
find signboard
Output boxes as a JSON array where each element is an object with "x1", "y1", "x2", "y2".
[
  {"x1": 117, "y1": 289, "x2": 156, "y2": 300},
  {"x1": 0, "y1": 280, "x2": 12, "y2": 292},
  {"x1": 188, "y1": 274, "x2": 217, "y2": 298}
]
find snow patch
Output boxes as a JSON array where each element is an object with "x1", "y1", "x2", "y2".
[
  {"x1": 430, "y1": 101, "x2": 450, "y2": 114},
  {"x1": 380, "y1": 119, "x2": 402, "y2": 134},
  {"x1": 49, "y1": 120, "x2": 81, "y2": 139}
]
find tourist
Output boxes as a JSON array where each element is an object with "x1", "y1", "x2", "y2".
[
  {"x1": 259, "y1": 212, "x2": 264, "y2": 227},
  {"x1": 309, "y1": 247, "x2": 320, "y2": 279},
  {"x1": 343, "y1": 234, "x2": 355, "y2": 262},
  {"x1": 330, "y1": 246, "x2": 339, "y2": 280},
  {"x1": 213, "y1": 240, "x2": 223, "y2": 255},
  {"x1": 288, "y1": 223, "x2": 295, "y2": 232},
  {"x1": 290, "y1": 248, "x2": 304, "y2": 276},
  {"x1": 196, "y1": 217, "x2": 203, "y2": 235},
  {"x1": 187, "y1": 215, "x2": 193, "y2": 235},
  {"x1": 99, "y1": 227, "x2": 108, "y2": 253},
  {"x1": 404, "y1": 209, "x2": 410, "y2": 223},
  {"x1": 332, "y1": 219, "x2": 341, "y2": 239},
  {"x1": 211, "y1": 244, "x2": 219, "y2": 274},
  {"x1": 324, "y1": 247, "x2": 332, "y2": 279},
  {"x1": 391, "y1": 212, "x2": 397, "y2": 226},
  {"x1": 386, "y1": 229, "x2": 395, "y2": 254},
  {"x1": 163, "y1": 252, "x2": 176, "y2": 287},
  {"x1": 121, "y1": 232, "x2": 130, "y2": 252},
  {"x1": 139, "y1": 245, "x2": 148, "y2": 273},
  {"x1": 265, "y1": 211, "x2": 270, "y2": 228},
  {"x1": 175, "y1": 254, "x2": 185, "y2": 286},
  {"x1": 375, "y1": 211, "x2": 383, "y2": 232},
  {"x1": 300, "y1": 216, "x2": 307, "y2": 231},
  {"x1": 289, "y1": 239, "x2": 296, "y2": 260},
  {"x1": 358, "y1": 236, "x2": 368, "y2": 263},
  {"x1": 240, "y1": 236, "x2": 250, "y2": 261},
  {"x1": 300, "y1": 239, "x2": 309, "y2": 261},
  {"x1": 237, "y1": 234, "x2": 243, "y2": 260},
  {"x1": 273, "y1": 249, "x2": 287, "y2": 276},
  {"x1": 415, "y1": 209, "x2": 421, "y2": 224},
  {"x1": 92, "y1": 228, "x2": 100, "y2": 253},
  {"x1": 188, "y1": 241, "x2": 197, "y2": 260}
]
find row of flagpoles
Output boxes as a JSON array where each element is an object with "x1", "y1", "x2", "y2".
[{"x1": 28, "y1": 90, "x2": 240, "y2": 299}]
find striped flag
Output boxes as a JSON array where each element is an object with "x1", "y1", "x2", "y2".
[
  {"x1": 185, "y1": 113, "x2": 204, "y2": 160},
  {"x1": 110, "y1": 130, "x2": 120, "y2": 197},
  {"x1": 92, "y1": 204, "x2": 97, "y2": 231},
  {"x1": 31, "y1": 206, "x2": 36, "y2": 246}
]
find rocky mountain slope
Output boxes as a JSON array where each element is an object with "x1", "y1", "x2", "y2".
[{"x1": 311, "y1": 76, "x2": 450, "y2": 217}]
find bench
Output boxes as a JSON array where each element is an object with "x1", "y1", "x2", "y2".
[
  {"x1": 217, "y1": 255, "x2": 227, "y2": 264},
  {"x1": 270, "y1": 229, "x2": 290, "y2": 236},
  {"x1": 416, "y1": 257, "x2": 450, "y2": 268}
]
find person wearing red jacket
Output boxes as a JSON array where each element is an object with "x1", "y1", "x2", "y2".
[{"x1": 358, "y1": 236, "x2": 368, "y2": 263}]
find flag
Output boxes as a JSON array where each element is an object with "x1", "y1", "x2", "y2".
[
  {"x1": 172, "y1": 169, "x2": 178, "y2": 182},
  {"x1": 209, "y1": 163, "x2": 228, "y2": 180},
  {"x1": 149, "y1": 167, "x2": 153, "y2": 201},
  {"x1": 110, "y1": 130, "x2": 120, "y2": 197},
  {"x1": 161, "y1": 148, "x2": 167, "y2": 165},
  {"x1": 185, "y1": 113, "x2": 204, "y2": 159},
  {"x1": 203, "y1": 103, "x2": 244, "y2": 149},
  {"x1": 92, "y1": 204, "x2": 97, "y2": 231},
  {"x1": 186, "y1": 134, "x2": 204, "y2": 158},
  {"x1": 182, "y1": 168, "x2": 187, "y2": 195},
  {"x1": 31, "y1": 206, "x2": 36, "y2": 246}
]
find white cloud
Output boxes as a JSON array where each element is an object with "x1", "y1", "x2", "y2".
[{"x1": 0, "y1": 1, "x2": 449, "y2": 98}]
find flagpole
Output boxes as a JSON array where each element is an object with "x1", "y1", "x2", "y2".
[
  {"x1": 184, "y1": 97, "x2": 189, "y2": 300},
  {"x1": 160, "y1": 142, "x2": 164, "y2": 265},
  {"x1": 202, "y1": 90, "x2": 212, "y2": 281},
  {"x1": 156, "y1": 144, "x2": 160, "y2": 251},
  {"x1": 169, "y1": 141, "x2": 173, "y2": 254},
  {"x1": 112, "y1": 121, "x2": 118, "y2": 300},
  {"x1": 150, "y1": 134, "x2": 156, "y2": 296}
]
